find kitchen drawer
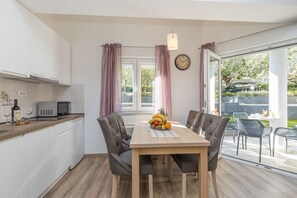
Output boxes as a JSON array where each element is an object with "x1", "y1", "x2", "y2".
[{"x1": 55, "y1": 121, "x2": 71, "y2": 135}]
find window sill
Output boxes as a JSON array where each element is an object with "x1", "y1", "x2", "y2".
[{"x1": 122, "y1": 111, "x2": 154, "y2": 116}]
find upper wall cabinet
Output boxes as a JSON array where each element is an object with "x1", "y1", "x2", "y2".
[
  {"x1": 30, "y1": 14, "x2": 47, "y2": 78},
  {"x1": 0, "y1": 0, "x2": 30, "y2": 78},
  {"x1": 30, "y1": 14, "x2": 71, "y2": 84},
  {"x1": 58, "y1": 37, "x2": 71, "y2": 85},
  {"x1": 46, "y1": 27, "x2": 60, "y2": 81}
]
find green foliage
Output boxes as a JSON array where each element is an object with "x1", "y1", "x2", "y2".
[
  {"x1": 221, "y1": 53, "x2": 269, "y2": 86},
  {"x1": 235, "y1": 90, "x2": 268, "y2": 97},
  {"x1": 122, "y1": 65, "x2": 133, "y2": 92},
  {"x1": 122, "y1": 86, "x2": 133, "y2": 92},
  {"x1": 288, "y1": 90, "x2": 297, "y2": 96},
  {"x1": 141, "y1": 66, "x2": 155, "y2": 94},
  {"x1": 221, "y1": 46, "x2": 297, "y2": 89},
  {"x1": 257, "y1": 83, "x2": 268, "y2": 91},
  {"x1": 141, "y1": 92, "x2": 152, "y2": 97},
  {"x1": 288, "y1": 47, "x2": 297, "y2": 86},
  {"x1": 288, "y1": 84, "x2": 297, "y2": 91},
  {"x1": 288, "y1": 120, "x2": 297, "y2": 128},
  {"x1": 222, "y1": 92, "x2": 236, "y2": 97},
  {"x1": 223, "y1": 90, "x2": 297, "y2": 96},
  {"x1": 227, "y1": 116, "x2": 297, "y2": 127},
  {"x1": 158, "y1": 108, "x2": 166, "y2": 116}
]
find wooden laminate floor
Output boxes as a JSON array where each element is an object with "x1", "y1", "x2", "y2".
[{"x1": 45, "y1": 155, "x2": 297, "y2": 198}]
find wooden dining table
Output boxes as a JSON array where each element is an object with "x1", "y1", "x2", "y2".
[{"x1": 130, "y1": 121, "x2": 210, "y2": 198}]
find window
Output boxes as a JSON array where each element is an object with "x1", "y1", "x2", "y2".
[{"x1": 121, "y1": 58, "x2": 155, "y2": 112}]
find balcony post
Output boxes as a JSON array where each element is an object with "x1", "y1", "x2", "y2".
[{"x1": 269, "y1": 48, "x2": 288, "y2": 151}]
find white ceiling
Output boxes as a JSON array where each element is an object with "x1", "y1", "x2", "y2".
[{"x1": 18, "y1": 0, "x2": 297, "y2": 23}]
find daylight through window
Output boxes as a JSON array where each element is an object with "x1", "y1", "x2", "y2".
[{"x1": 121, "y1": 58, "x2": 155, "y2": 112}]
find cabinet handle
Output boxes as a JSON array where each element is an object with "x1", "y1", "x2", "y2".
[{"x1": 1, "y1": 70, "x2": 28, "y2": 78}]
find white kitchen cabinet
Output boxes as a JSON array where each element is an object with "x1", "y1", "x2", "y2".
[
  {"x1": 0, "y1": 0, "x2": 30, "y2": 78},
  {"x1": 46, "y1": 27, "x2": 59, "y2": 81},
  {"x1": 27, "y1": 127, "x2": 56, "y2": 198},
  {"x1": 54, "y1": 121, "x2": 72, "y2": 179},
  {"x1": 58, "y1": 37, "x2": 71, "y2": 85},
  {"x1": 70, "y1": 118, "x2": 84, "y2": 168},
  {"x1": 31, "y1": 14, "x2": 71, "y2": 84},
  {"x1": 0, "y1": 136, "x2": 28, "y2": 198},
  {"x1": 30, "y1": 14, "x2": 47, "y2": 78}
]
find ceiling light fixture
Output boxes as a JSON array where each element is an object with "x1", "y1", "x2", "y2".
[{"x1": 167, "y1": 30, "x2": 178, "y2": 50}]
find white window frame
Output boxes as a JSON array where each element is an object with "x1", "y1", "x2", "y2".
[{"x1": 122, "y1": 58, "x2": 155, "y2": 113}]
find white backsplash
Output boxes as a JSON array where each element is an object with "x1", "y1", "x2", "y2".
[{"x1": 0, "y1": 77, "x2": 54, "y2": 123}]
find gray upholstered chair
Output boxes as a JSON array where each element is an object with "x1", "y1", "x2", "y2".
[
  {"x1": 236, "y1": 118, "x2": 272, "y2": 162},
  {"x1": 186, "y1": 110, "x2": 203, "y2": 133},
  {"x1": 97, "y1": 114, "x2": 153, "y2": 198},
  {"x1": 172, "y1": 113, "x2": 229, "y2": 198},
  {"x1": 273, "y1": 127, "x2": 297, "y2": 155},
  {"x1": 113, "y1": 112, "x2": 132, "y2": 145}
]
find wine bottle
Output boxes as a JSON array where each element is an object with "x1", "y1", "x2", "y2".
[{"x1": 11, "y1": 99, "x2": 21, "y2": 124}]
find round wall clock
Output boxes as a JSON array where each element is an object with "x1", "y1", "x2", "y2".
[{"x1": 175, "y1": 54, "x2": 191, "y2": 70}]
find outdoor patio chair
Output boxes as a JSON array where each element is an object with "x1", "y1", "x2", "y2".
[
  {"x1": 273, "y1": 127, "x2": 297, "y2": 156},
  {"x1": 228, "y1": 112, "x2": 249, "y2": 144},
  {"x1": 236, "y1": 118, "x2": 272, "y2": 162},
  {"x1": 225, "y1": 121, "x2": 238, "y2": 143}
]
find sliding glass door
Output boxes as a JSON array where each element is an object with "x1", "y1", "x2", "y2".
[{"x1": 217, "y1": 47, "x2": 297, "y2": 175}]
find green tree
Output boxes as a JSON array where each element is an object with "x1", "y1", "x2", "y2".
[
  {"x1": 122, "y1": 66, "x2": 133, "y2": 92},
  {"x1": 288, "y1": 47, "x2": 297, "y2": 88},
  {"x1": 141, "y1": 67, "x2": 155, "y2": 93},
  {"x1": 221, "y1": 53, "x2": 269, "y2": 87}
]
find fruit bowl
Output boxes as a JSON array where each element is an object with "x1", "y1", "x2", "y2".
[{"x1": 148, "y1": 113, "x2": 171, "y2": 130}]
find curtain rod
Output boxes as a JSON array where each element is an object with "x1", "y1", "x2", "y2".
[{"x1": 100, "y1": 45, "x2": 155, "y2": 49}]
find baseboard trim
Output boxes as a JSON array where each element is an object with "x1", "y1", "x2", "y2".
[{"x1": 84, "y1": 153, "x2": 108, "y2": 157}]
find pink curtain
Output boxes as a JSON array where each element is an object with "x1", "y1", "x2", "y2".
[
  {"x1": 100, "y1": 43, "x2": 122, "y2": 116},
  {"x1": 199, "y1": 42, "x2": 215, "y2": 112},
  {"x1": 155, "y1": 45, "x2": 172, "y2": 116}
]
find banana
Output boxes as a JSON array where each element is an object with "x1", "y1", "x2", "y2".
[
  {"x1": 152, "y1": 114, "x2": 166, "y2": 122},
  {"x1": 148, "y1": 117, "x2": 162, "y2": 124},
  {"x1": 148, "y1": 119, "x2": 155, "y2": 124}
]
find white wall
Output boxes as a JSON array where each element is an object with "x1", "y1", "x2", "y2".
[
  {"x1": 42, "y1": 15, "x2": 203, "y2": 154},
  {"x1": 53, "y1": 84, "x2": 85, "y2": 114}
]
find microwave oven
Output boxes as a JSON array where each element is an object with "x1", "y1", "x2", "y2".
[{"x1": 37, "y1": 101, "x2": 71, "y2": 117}]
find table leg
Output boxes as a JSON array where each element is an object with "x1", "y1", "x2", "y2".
[
  {"x1": 167, "y1": 155, "x2": 173, "y2": 181},
  {"x1": 199, "y1": 147, "x2": 208, "y2": 198},
  {"x1": 132, "y1": 148, "x2": 140, "y2": 198}
]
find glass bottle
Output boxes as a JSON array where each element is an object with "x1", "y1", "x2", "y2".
[{"x1": 11, "y1": 99, "x2": 21, "y2": 124}]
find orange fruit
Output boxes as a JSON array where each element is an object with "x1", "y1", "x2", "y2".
[{"x1": 165, "y1": 122, "x2": 171, "y2": 129}]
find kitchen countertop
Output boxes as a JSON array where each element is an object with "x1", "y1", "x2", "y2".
[{"x1": 0, "y1": 114, "x2": 84, "y2": 142}]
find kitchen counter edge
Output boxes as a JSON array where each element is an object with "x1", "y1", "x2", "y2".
[{"x1": 0, "y1": 114, "x2": 84, "y2": 142}]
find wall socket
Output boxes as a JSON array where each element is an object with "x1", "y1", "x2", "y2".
[{"x1": 17, "y1": 91, "x2": 27, "y2": 97}]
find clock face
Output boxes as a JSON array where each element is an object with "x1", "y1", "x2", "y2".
[{"x1": 175, "y1": 54, "x2": 191, "y2": 70}]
